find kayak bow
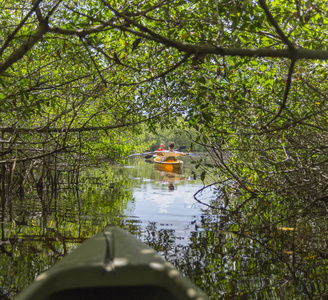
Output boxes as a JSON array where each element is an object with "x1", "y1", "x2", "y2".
[{"x1": 15, "y1": 226, "x2": 209, "y2": 300}]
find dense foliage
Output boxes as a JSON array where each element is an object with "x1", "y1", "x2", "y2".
[
  {"x1": 1, "y1": 0, "x2": 328, "y2": 197},
  {"x1": 1, "y1": 1, "x2": 328, "y2": 298}
]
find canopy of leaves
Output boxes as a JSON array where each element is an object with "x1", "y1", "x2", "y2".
[
  {"x1": 0, "y1": 0, "x2": 328, "y2": 207},
  {"x1": 3, "y1": 2, "x2": 328, "y2": 299}
]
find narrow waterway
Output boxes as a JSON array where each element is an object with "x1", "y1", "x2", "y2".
[
  {"x1": 122, "y1": 158, "x2": 208, "y2": 246},
  {"x1": 1, "y1": 156, "x2": 328, "y2": 299}
]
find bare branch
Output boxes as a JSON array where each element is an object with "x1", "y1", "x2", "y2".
[
  {"x1": 263, "y1": 60, "x2": 295, "y2": 128},
  {"x1": 48, "y1": 24, "x2": 109, "y2": 37},
  {"x1": 258, "y1": 0, "x2": 297, "y2": 53},
  {"x1": 301, "y1": 77, "x2": 328, "y2": 101},
  {"x1": 0, "y1": 146, "x2": 67, "y2": 165},
  {"x1": 111, "y1": 53, "x2": 192, "y2": 86},
  {"x1": 0, "y1": 0, "x2": 43, "y2": 57},
  {"x1": 0, "y1": 108, "x2": 170, "y2": 134},
  {"x1": 80, "y1": 37, "x2": 107, "y2": 86},
  {"x1": 0, "y1": 20, "x2": 48, "y2": 74}
]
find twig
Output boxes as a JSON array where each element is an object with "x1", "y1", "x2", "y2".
[
  {"x1": 0, "y1": 0, "x2": 43, "y2": 56},
  {"x1": 193, "y1": 182, "x2": 218, "y2": 209},
  {"x1": 80, "y1": 37, "x2": 107, "y2": 86},
  {"x1": 262, "y1": 60, "x2": 295, "y2": 128},
  {"x1": 258, "y1": 0, "x2": 297, "y2": 52}
]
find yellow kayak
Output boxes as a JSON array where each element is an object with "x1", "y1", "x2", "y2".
[{"x1": 153, "y1": 151, "x2": 185, "y2": 171}]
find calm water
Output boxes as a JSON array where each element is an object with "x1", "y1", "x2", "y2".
[
  {"x1": 122, "y1": 159, "x2": 207, "y2": 245},
  {"x1": 1, "y1": 156, "x2": 328, "y2": 299}
]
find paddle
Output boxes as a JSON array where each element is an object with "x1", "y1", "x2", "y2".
[
  {"x1": 128, "y1": 153, "x2": 142, "y2": 157},
  {"x1": 184, "y1": 152, "x2": 201, "y2": 157},
  {"x1": 129, "y1": 151, "x2": 154, "y2": 157},
  {"x1": 144, "y1": 146, "x2": 188, "y2": 159}
]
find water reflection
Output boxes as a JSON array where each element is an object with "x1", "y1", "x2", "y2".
[
  {"x1": 124, "y1": 159, "x2": 328, "y2": 299},
  {"x1": 2, "y1": 157, "x2": 328, "y2": 300},
  {"x1": 154, "y1": 161, "x2": 183, "y2": 175},
  {"x1": 125, "y1": 159, "x2": 205, "y2": 242},
  {"x1": 155, "y1": 170, "x2": 186, "y2": 191}
]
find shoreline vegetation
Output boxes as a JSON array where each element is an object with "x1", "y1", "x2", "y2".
[{"x1": 1, "y1": 0, "x2": 328, "y2": 298}]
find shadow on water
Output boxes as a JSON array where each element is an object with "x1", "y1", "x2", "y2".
[{"x1": 0, "y1": 157, "x2": 328, "y2": 299}]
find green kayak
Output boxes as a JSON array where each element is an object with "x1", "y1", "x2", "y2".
[{"x1": 14, "y1": 226, "x2": 210, "y2": 300}]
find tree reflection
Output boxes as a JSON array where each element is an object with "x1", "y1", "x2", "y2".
[
  {"x1": 0, "y1": 167, "x2": 134, "y2": 298},
  {"x1": 181, "y1": 190, "x2": 328, "y2": 299},
  {"x1": 2, "y1": 161, "x2": 328, "y2": 300},
  {"x1": 138, "y1": 184, "x2": 328, "y2": 299}
]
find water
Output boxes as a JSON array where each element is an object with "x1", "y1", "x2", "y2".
[
  {"x1": 2, "y1": 156, "x2": 328, "y2": 299},
  {"x1": 125, "y1": 166, "x2": 205, "y2": 244},
  {"x1": 116, "y1": 158, "x2": 328, "y2": 300}
]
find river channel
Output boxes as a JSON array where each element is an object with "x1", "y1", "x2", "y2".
[{"x1": 1, "y1": 156, "x2": 328, "y2": 299}]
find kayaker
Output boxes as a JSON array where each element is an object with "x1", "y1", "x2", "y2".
[
  {"x1": 164, "y1": 142, "x2": 177, "y2": 162},
  {"x1": 157, "y1": 144, "x2": 165, "y2": 151}
]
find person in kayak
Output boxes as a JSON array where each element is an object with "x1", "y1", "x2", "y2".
[
  {"x1": 157, "y1": 144, "x2": 165, "y2": 151},
  {"x1": 165, "y1": 142, "x2": 177, "y2": 162},
  {"x1": 168, "y1": 142, "x2": 175, "y2": 151}
]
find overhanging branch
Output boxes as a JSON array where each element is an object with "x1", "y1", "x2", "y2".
[
  {"x1": 258, "y1": 0, "x2": 297, "y2": 53},
  {"x1": 0, "y1": 110, "x2": 167, "y2": 134},
  {"x1": 0, "y1": 20, "x2": 49, "y2": 74},
  {"x1": 0, "y1": 0, "x2": 44, "y2": 57},
  {"x1": 263, "y1": 60, "x2": 295, "y2": 128}
]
